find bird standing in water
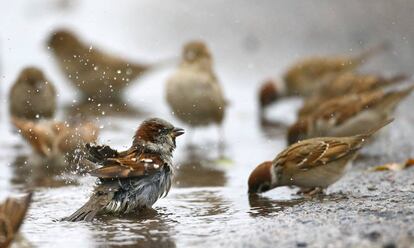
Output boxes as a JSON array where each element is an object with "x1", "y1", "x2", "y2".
[
  {"x1": 166, "y1": 41, "x2": 226, "y2": 148},
  {"x1": 63, "y1": 118, "x2": 184, "y2": 221}
]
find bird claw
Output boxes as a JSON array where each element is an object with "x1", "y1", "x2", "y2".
[{"x1": 297, "y1": 187, "x2": 324, "y2": 197}]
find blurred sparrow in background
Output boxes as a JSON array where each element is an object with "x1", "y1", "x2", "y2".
[
  {"x1": 298, "y1": 72, "x2": 407, "y2": 117},
  {"x1": 258, "y1": 43, "x2": 388, "y2": 109},
  {"x1": 248, "y1": 119, "x2": 393, "y2": 195},
  {"x1": 48, "y1": 29, "x2": 161, "y2": 102},
  {"x1": 166, "y1": 41, "x2": 226, "y2": 142},
  {"x1": 288, "y1": 86, "x2": 413, "y2": 144},
  {"x1": 12, "y1": 117, "x2": 98, "y2": 159},
  {"x1": 63, "y1": 118, "x2": 184, "y2": 221},
  {"x1": 9, "y1": 67, "x2": 56, "y2": 120}
]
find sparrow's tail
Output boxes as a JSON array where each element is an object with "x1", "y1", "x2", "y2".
[
  {"x1": 355, "y1": 118, "x2": 394, "y2": 141},
  {"x1": 386, "y1": 74, "x2": 408, "y2": 84},
  {"x1": 62, "y1": 195, "x2": 104, "y2": 222},
  {"x1": 377, "y1": 85, "x2": 414, "y2": 113},
  {"x1": 131, "y1": 56, "x2": 179, "y2": 75},
  {"x1": 353, "y1": 42, "x2": 390, "y2": 65}
]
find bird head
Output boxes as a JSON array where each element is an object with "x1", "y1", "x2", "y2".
[
  {"x1": 287, "y1": 119, "x2": 309, "y2": 145},
  {"x1": 258, "y1": 79, "x2": 280, "y2": 110},
  {"x1": 182, "y1": 41, "x2": 212, "y2": 63},
  {"x1": 47, "y1": 29, "x2": 80, "y2": 54},
  {"x1": 134, "y1": 118, "x2": 184, "y2": 154},
  {"x1": 248, "y1": 161, "x2": 274, "y2": 194},
  {"x1": 17, "y1": 67, "x2": 46, "y2": 86}
]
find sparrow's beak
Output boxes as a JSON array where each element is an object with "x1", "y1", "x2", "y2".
[{"x1": 172, "y1": 127, "x2": 185, "y2": 137}]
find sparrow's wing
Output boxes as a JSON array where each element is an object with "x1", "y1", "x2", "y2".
[
  {"x1": 312, "y1": 90, "x2": 383, "y2": 126},
  {"x1": 275, "y1": 139, "x2": 354, "y2": 171},
  {"x1": 85, "y1": 143, "x2": 120, "y2": 163},
  {"x1": 89, "y1": 150, "x2": 165, "y2": 179},
  {"x1": 11, "y1": 117, "x2": 56, "y2": 156}
]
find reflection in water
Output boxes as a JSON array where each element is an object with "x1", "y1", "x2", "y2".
[
  {"x1": 248, "y1": 192, "x2": 349, "y2": 218},
  {"x1": 91, "y1": 209, "x2": 176, "y2": 248},
  {"x1": 174, "y1": 147, "x2": 227, "y2": 188},
  {"x1": 174, "y1": 190, "x2": 231, "y2": 218},
  {"x1": 64, "y1": 100, "x2": 147, "y2": 119},
  {"x1": 248, "y1": 194, "x2": 305, "y2": 218},
  {"x1": 259, "y1": 118, "x2": 289, "y2": 139},
  {"x1": 11, "y1": 155, "x2": 78, "y2": 189}
]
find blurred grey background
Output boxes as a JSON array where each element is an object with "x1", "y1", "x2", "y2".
[{"x1": 0, "y1": 0, "x2": 413, "y2": 99}]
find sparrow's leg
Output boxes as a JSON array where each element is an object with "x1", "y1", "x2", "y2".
[
  {"x1": 217, "y1": 125, "x2": 226, "y2": 158},
  {"x1": 297, "y1": 187, "x2": 324, "y2": 196},
  {"x1": 185, "y1": 128, "x2": 196, "y2": 149}
]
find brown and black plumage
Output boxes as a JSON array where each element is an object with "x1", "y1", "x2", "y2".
[
  {"x1": 63, "y1": 118, "x2": 184, "y2": 222},
  {"x1": 249, "y1": 119, "x2": 393, "y2": 195},
  {"x1": 288, "y1": 86, "x2": 413, "y2": 144},
  {"x1": 299, "y1": 72, "x2": 407, "y2": 117},
  {"x1": 283, "y1": 43, "x2": 388, "y2": 96}
]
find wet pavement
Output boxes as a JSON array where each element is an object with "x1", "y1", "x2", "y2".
[{"x1": 1, "y1": 1, "x2": 414, "y2": 247}]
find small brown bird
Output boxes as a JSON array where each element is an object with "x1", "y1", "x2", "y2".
[
  {"x1": 12, "y1": 117, "x2": 99, "y2": 158},
  {"x1": 0, "y1": 193, "x2": 32, "y2": 248},
  {"x1": 288, "y1": 86, "x2": 414, "y2": 145},
  {"x1": 283, "y1": 43, "x2": 388, "y2": 96},
  {"x1": 258, "y1": 44, "x2": 388, "y2": 110},
  {"x1": 63, "y1": 118, "x2": 184, "y2": 222},
  {"x1": 9, "y1": 67, "x2": 57, "y2": 120},
  {"x1": 47, "y1": 29, "x2": 151, "y2": 101},
  {"x1": 248, "y1": 119, "x2": 393, "y2": 195},
  {"x1": 166, "y1": 41, "x2": 226, "y2": 129},
  {"x1": 298, "y1": 72, "x2": 407, "y2": 117}
]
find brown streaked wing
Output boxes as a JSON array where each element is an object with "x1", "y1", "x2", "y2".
[
  {"x1": 275, "y1": 139, "x2": 353, "y2": 171},
  {"x1": 89, "y1": 152, "x2": 165, "y2": 179},
  {"x1": 313, "y1": 90, "x2": 384, "y2": 126}
]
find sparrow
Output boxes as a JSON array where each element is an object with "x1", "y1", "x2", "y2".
[
  {"x1": 288, "y1": 86, "x2": 414, "y2": 145},
  {"x1": 258, "y1": 79, "x2": 278, "y2": 121},
  {"x1": 283, "y1": 43, "x2": 388, "y2": 96},
  {"x1": 248, "y1": 119, "x2": 393, "y2": 195},
  {"x1": 62, "y1": 118, "x2": 184, "y2": 222},
  {"x1": 298, "y1": 72, "x2": 407, "y2": 117},
  {"x1": 9, "y1": 67, "x2": 57, "y2": 120},
  {"x1": 0, "y1": 193, "x2": 32, "y2": 248},
  {"x1": 258, "y1": 43, "x2": 388, "y2": 108},
  {"x1": 47, "y1": 29, "x2": 151, "y2": 101},
  {"x1": 166, "y1": 41, "x2": 226, "y2": 129},
  {"x1": 11, "y1": 117, "x2": 98, "y2": 159}
]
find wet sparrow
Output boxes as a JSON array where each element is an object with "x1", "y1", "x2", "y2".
[
  {"x1": 47, "y1": 29, "x2": 151, "y2": 101},
  {"x1": 288, "y1": 86, "x2": 414, "y2": 144},
  {"x1": 9, "y1": 67, "x2": 56, "y2": 120},
  {"x1": 299, "y1": 72, "x2": 407, "y2": 117},
  {"x1": 248, "y1": 119, "x2": 393, "y2": 195},
  {"x1": 0, "y1": 193, "x2": 32, "y2": 248},
  {"x1": 12, "y1": 117, "x2": 98, "y2": 158},
  {"x1": 166, "y1": 41, "x2": 226, "y2": 129},
  {"x1": 63, "y1": 118, "x2": 184, "y2": 221}
]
